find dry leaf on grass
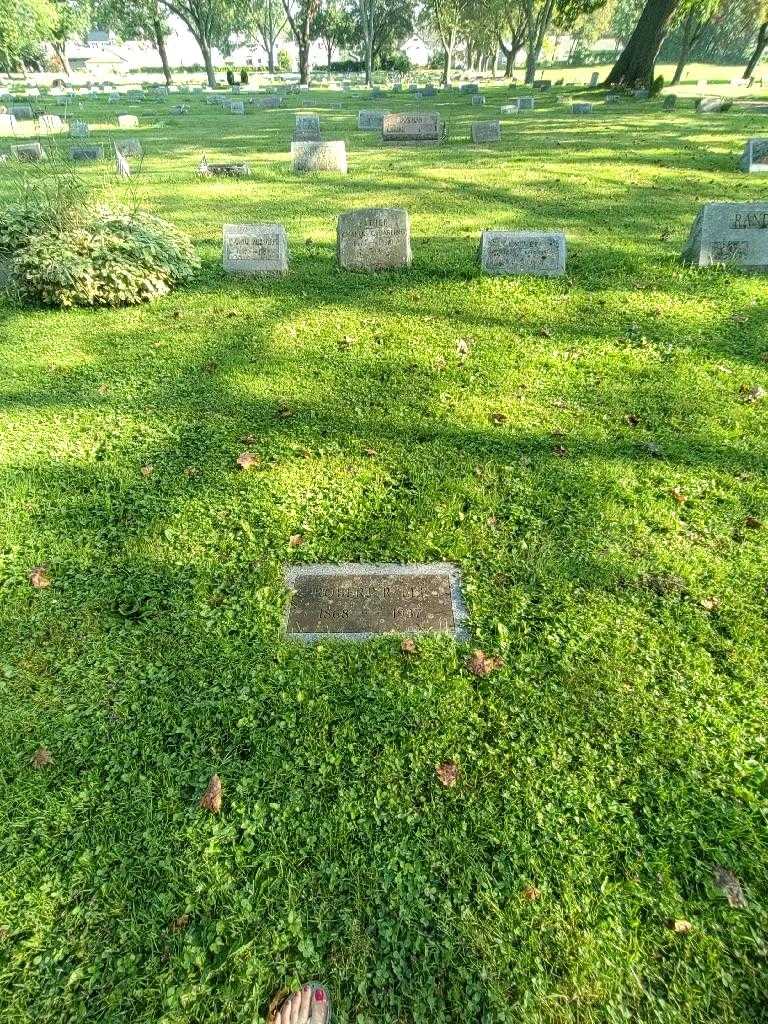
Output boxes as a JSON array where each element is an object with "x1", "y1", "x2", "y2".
[
  {"x1": 199, "y1": 774, "x2": 222, "y2": 814},
  {"x1": 29, "y1": 567, "x2": 51, "y2": 589},
  {"x1": 670, "y1": 486, "x2": 687, "y2": 504},
  {"x1": 31, "y1": 747, "x2": 53, "y2": 768},
  {"x1": 436, "y1": 761, "x2": 459, "y2": 787},
  {"x1": 699, "y1": 596, "x2": 720, "y2": 611},
  {"x1": 236, "y1": 452, "x2": 259, "y2": 471},
  {"x1": 289, "y1": 533, "x2": 305, "y2": 548},
  {"x1": 489, "y1": 412, "x2": 508, "y2": 426},
  {"x1": 169, "y1": 913, "x2": 190, "y2": 932},
  {"x1": 522, "y1": 885, "x2": 541, "y2": 902},
  {"x1": 465, "y1": 649, "x2": 504, "y2": 678},
  {"x1": 141, "y1": 465, "x2": 154, "y2": 478},
  {"x1": 713, "y1": 866, "x2": 747, "y2": 908},
  {"x1": 400, "y1": 638, "x2": 417, "y2": 655},
  {"x1": 552, "y1": 445, "x2": 569, "y2": 457},
  {"x1": 744, "y1": 516, "x2": 762, "y2": 530},
  {"x1": 667, "y1": 919, "x2": 692, "y2": 934}
]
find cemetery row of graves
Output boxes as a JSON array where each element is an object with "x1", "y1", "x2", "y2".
[{"x1": 0, "y1": 73, "x2": 767, "y2": 1023}]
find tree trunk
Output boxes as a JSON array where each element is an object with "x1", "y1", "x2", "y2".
[
  {"x1": 153, "y1": 19, "x2": 173, "y2": 85},
  {"x1": 298, "y1": 42, "x2": 309, "y2": 84},
  {"x1": 671, "y1": 7, "x2": 696, "y2": 85},
  {"x1": 606, "y1": 0, "x2": 679, "y2": 89},
  {"x1": 326, "y1": 42, "x2": 333, "y2": 72},
  {"x1": 268, "y1": 42, "x2": 275, "y2": 73},
  {"x1": 745, "y1": 20, "x2": 768, "y2": 79},
  {"x1": 200, "y1": 39, "x2": 216, "y2": 87},
  {"x1": 442, "y1": 27, "x2": 455, "y2": 86},
  {"x1": 525, "y1": 45, "x2": 536, "y2": 84},
  {"x1": 53, "y1": 41, "x2": 71, "y2": 77}
]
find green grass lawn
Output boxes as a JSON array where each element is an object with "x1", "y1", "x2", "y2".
[{"x1": 1, "y1": 72, "x2": 767, "y2": 1024}]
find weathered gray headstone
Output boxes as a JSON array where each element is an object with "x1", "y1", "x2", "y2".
[
  {"x1": 590, "y1": 71, "x2": 600, "y2": 87},
  {"x1": 260, "y1": 95, "x2": 283, "y2": 109},
  {"x1": 572, "y1": 102, "x2": 593, "y2": 114},
  {"x1": 739, "y1": 138, "x2": 768, "y2": 172},
  {"x1": 11, "y1": 142, "x2": 46, "y2": 162},
  {"x1": 284, "y1": 563, "x2": 467, "y2": 640},
  {"x1": 371, "y1": 87, "x2": 384, "y2": 98},
  {"x1": 501, "y1": 103, "x2": 519, "y2": 114},
  {"x1": 229, "y1": 100, "x2": 245, "y2": 114},
  {"x1": 69, "y1": 119, "x2": 89, "y2": 136},
  {"x1": 117, "y1": 114, "x2": 139, "y2": 128},
  {"x1": 294, "y1": 112, "x2": 320, "y2": 140},
  {"x1": 460, "y1": 83, "x2": 479, "y2": 95},
  {"x1": 422, "y1": 85, "x2": 437, "y2": 97},
  {"x1": 633, "y1": 87, "x2": 650, "y2": 99},
  {"x1": 682, "y1": 202, "x2": 768, "y2": 271},
  {"x1": 337, "y1": 207, "x2": 411, "y2": 272},
  {"x1": 480, "y1": 230, "x2": 566, "y2": 277},
  {"x1": 223, "y1": 223, "x2": 288, "y2": 275},
  {"x1": 11, "y1": 104, "x2": 33, "y2": 120},
  {"x1": 471, "y1": 94, "x2": 486, "y2": 106},
  {"x1": 697, "y1": 96, "x2": 729, "y2": 112},
  {"x1": 605, "y1": 93, "x2": 621, "y2": 103},
  {"x1": 471, "y1": 120, "x2": 501, "y2": 143},
  {"x1": 70, "y1": 144, "x2": 104, "y2": 161},
  {"x1": 198, "y1": 156, "x2": 251, "y2": 177},
  {"x1": 517, "y1": 96, "x2": 535, "y2": 110},
  {"x1": 116, "y1": 138, "x2": 142, "y2": 157},
  {"x1": 291, "y1": 140, "x2": 347, "y2": 173},
  {"x1": 358, "y1": 109, "x2": 386, "y2": 131},
  {"x1": 663, "y1": 94, "x2": 677, "y2": 110},
  {"x1": 382, "y1": 111, "x2": 441, "y2": 143}
]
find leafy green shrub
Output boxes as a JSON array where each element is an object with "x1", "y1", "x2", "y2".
[
  {"x1": 240, "y1": 68, "x2": 249, "y2": 84},
  {"x1": 0, "y1": 203, "x2": 200, "y2": 309}
]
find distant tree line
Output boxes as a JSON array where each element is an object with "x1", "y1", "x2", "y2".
[{"x1": 2, "y1": 0, "x2": 767, "y2": 96}]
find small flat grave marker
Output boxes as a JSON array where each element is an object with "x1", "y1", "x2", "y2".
[
  {"x1": 229, "y1": 100, "x2": 245, "y2": 114},
  {"x1": 471, "y1": 94, "x2": 486, "y2": 106},
  {"x1": 284, "y1": 563, "x2": 467, "y2": 640},
  {"x1": 337, "y1": 207, "x2": 411, "y2": 272},
  {"x1": 11, "y1": 104, "x2": 33, "y2": 120},
  {"x1": 117, "y1": 114, "x2": 139, "y2": 128},
  {"x1": 223, "y1": 223, "x2": 288, "y2": 275},
  {"x1": 480, "y1": 229, "x2": 566, "y2": 277},
  {"x1": 663, "y1": 94, "x2": 677, "y2": 110},
  {"x1": 682, "y1": 201, "x2": 768, "y2": 271},
  {"x1": 697, "y1": 96, "x2": 728, "y2": 113},
  {"x1": 517, "y1": 96, "x2": 535, "y2": 110},
  {"x1": 501, "y1": 104, "x2": 519, "y2": 114},
  {"x1": 294, "y1": 113, "x2": 320, "y2": 140},
  {"x1": 572, "y1": 102, "x2": 593, "y2": 114}
]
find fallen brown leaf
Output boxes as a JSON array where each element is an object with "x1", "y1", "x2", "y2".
[
  {"x1": 624, "y1": 413, "x2": 640, "y2": 427},
  {"x1": 552, "y1": 445, "x2": 569, "y2": 457},
  {"x1": 522, "y1": 884, "x2": 541, "y2": 902},
  {"x1": 169, "y1": 913, "x2": 190, "y2": 933},
  {"x1": 141, "y1": 465, "x2": 154, "y2": 477},
  {"x1": 236, "y1": 452, "x2": 259, "y2": 471},
  {"x1": 465, "y1": 649, "x2": 504, "y2": 678},
  {"x1": 31, "y1": 747, "x2": 53, "y2": 768},
  {"x1": 277, "y1": 402, "x2": 294, "y2": 418},
  {"x1": 183, "y1": 466, "x2": 200, "y2": 478},
  {"x1": 241, "y1": 433, "x2": 256, "y2": 445},
  {"x1": 362, "y1": 447, "x2": 378, "y2": 458},
  {"x1": 436, "y1": 761, "x2": 459, "y2": 787},
  {"x1": 667, "y1": 919, "x2": 692, "y2": 934},
  {"x1": 713, "y1": 866, "x2": 747, "y2": 908},
  {"x1": 199, "y1": 774, "x2": 222, "y2": 814},
  {"x1": 699, "y1": 596, "x2": 720, "y2": 612},
  {"x1": 670, "y1": 486, "x2": 687, "y2": 504},
  {"x1": 29, "y1": 567, "x2": 51, "y2": 589},
  {"x1": 289, "y1": 533, "x2": 305, "y2": 548},
  {"x1": 489, "y1": 412, "x2": 507, "y2": 426},
  {"x1": 744, "y1": 516, "x2": 762, "y2": 530},
  {"x1": 400, "y1": 638, "x2": 417, "y2": 655}
]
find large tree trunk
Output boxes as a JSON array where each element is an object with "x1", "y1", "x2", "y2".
[
  {"x1": 298, "y1": 42, "x2": 309, "y2": 83},
  {"x1": 153, "y1": 19, "x2": 173, "y2": 85},
  {"x1": 745, "y1": 20, "x2": 768, "y2": 78},
  {"x1": 442, "y1": 27, "x2": 456, "y2": 85},
  {"x1": 671, "y1": 7, "x2": 696, "y2": 85},
  {"x1": 606, "y1": 0, "x2": 679, "y2": 89},
  {"x1": 525, "y1": 45, "x2": 536, "y2": 84},
  {"x1": 326, "y1": 42, "x2": 332, "y2": 72},
  {"x1": 200, "y1": 39, "x2": 216, "y2": 87}
]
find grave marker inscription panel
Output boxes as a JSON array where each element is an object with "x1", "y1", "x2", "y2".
[
  {"x1": 682, "y1": 201, "x2": 768, "y2": 270},
  {"x1": 285, "y1": 563, "x2": 467, "y2": 640},
  {"x1": 223, "y1": 223, "x2": 288, "y2": 275},
  {"x1": 480, "y1": 230, "x2": 566, "y2": 277},
  {"x1": 337, "y1": 207, "x2": 411, "y2": 271}
]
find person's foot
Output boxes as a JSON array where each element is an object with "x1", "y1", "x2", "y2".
[{"x1": 270, "y1": 982, "x2": 330, "y2": 1024}]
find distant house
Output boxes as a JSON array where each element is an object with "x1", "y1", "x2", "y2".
[{"x1": 67, "y1": 44, "x2": 132, "y2": 75}]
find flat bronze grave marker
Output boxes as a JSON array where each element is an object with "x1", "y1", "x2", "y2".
[{"x1": 285, "y1": 563, "x2": 467, "y2": 641}]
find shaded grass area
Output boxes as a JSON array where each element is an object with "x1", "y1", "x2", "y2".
[{"x1": 0, "y1": 76, "x2": 767, "y2": 1024}]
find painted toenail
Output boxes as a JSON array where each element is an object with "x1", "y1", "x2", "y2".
[{"x1": 314, "y1": 989, "x2": 325, "y2": 1002}]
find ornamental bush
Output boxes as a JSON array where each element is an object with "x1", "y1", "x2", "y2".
[{"x1": 0, "y1": 188, "x2": 199, "y2": 309}]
